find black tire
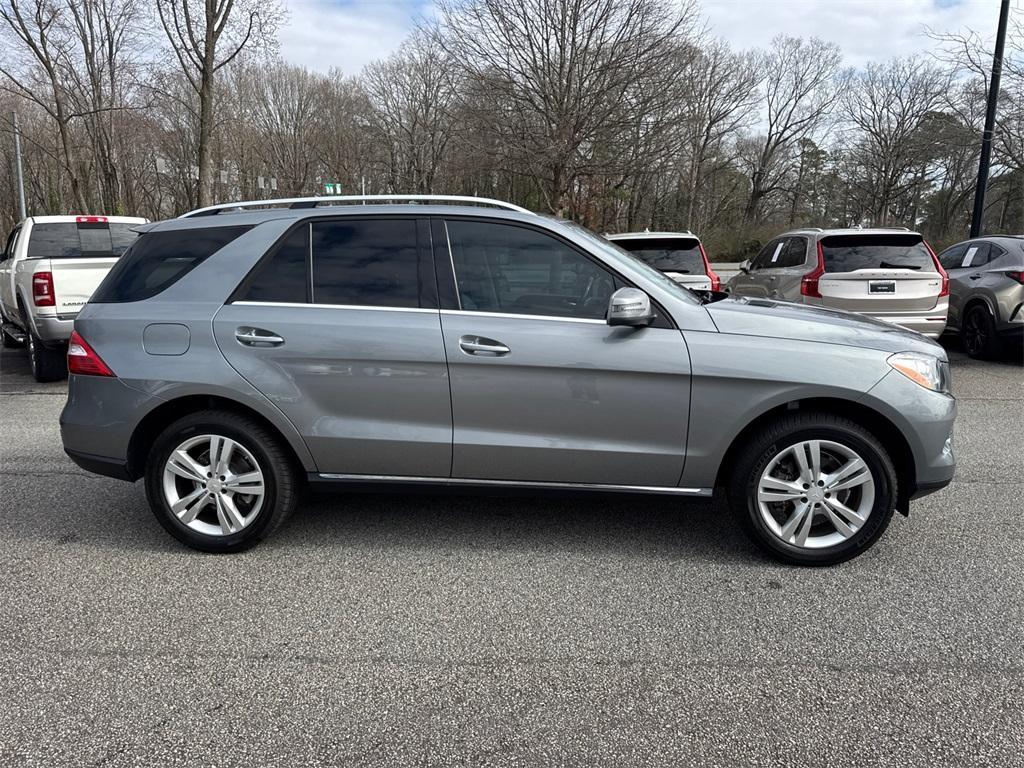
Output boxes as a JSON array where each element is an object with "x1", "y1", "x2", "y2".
[
  {"x1": 26, "y1": 331, "x2": 67, "y2": 382},
  {"x1": 726, "y1": 412, "x2": 897, "y2": 567},
  {"x1": 962, "y1": 304, "x2": 1001, "y2": 360},
  {"x1": 144, "y1": 410, "x2": 299, "y2": 553}
]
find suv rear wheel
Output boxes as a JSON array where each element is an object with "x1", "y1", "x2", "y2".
[
  {"x1": 727, "y1": 412, "x2": 897, "y2": 566},
  {"x1": 145, "y1": 411, "x2": 299, "y2": 552},
  {"x1": 26, "y1": 331, "x2": 67, "y2": 382}
]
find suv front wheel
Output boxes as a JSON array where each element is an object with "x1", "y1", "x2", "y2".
[
  {"x1": 727, "y1": 412, "x2": 897, "y2": 566},
  {"x1": 145, "y1": 411, "x2": 299, "y2": 552}
]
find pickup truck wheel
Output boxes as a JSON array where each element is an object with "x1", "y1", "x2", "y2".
[
  {"x1": 727, "y1": 412, "x2": 897, "y2": 566},
  {"x1": 26, "y1": 331, "x2": 67, "y2": 382},
  {"x1": 144, "y1": 410, "x2": 299, "y2": 553}
]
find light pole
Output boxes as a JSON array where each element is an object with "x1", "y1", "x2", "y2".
[
  {"x1": 12, "y1": 112, "x2": 27, "y2": 220},
  {"x1": 969, "y1": 0, "x2": 1011, "y2": 238}
]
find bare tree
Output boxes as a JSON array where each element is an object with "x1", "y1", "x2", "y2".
[
  {"x1": 437, "y1": 0, "x2": 699, "y2": 216},
  {"x1": 155, "y1": 0, "x2": 280, "y2": 207},
  {"x1": 740, "y1": 36, "x2": 844, "y2": 223}
]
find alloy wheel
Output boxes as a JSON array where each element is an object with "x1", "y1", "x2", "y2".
[
  {"x1": 964, "y1": 310, "x2": 987, "y2": 357},
  {"x1": 756, "y1": 439, "x2": 875, "y2": 549},
  {"x1": 161, "y1": 434, "x2": 266, "y2": 536}
]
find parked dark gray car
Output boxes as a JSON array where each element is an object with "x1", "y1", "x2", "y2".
[
  {"x1": 937, "y1": 236, "x2": 1024, "y2": 359},
  {"x1": 60, "y1": 196, "x2": 956, "y2": 565}
]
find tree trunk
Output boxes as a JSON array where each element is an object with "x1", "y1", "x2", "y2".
[{"x1": 196, "y1": 69, "x2": 215, "y2": 208}]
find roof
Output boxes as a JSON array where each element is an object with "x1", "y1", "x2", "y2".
[
  {"x1": 26, "y1": 215, "x2": 148, "y2": 224},
  {"x1": 783, "y1": 227, "x2": 923, "y2": 238},
  {"x1": 146, "y1": 203, "x2": 541, "y2": 233},
  {"x1": 606, "y1": 231, "x2": 698, "y2": 240}
]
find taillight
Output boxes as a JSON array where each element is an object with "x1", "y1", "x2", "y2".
[
  {"x1": 699, "y1": 243, "x2": 721, "y2": 291},
  {"x1": 801, "y1": 242, "x2": 826, "y2": 298},
  {"x1": 67, "y1": 330, "x2": 115, "y2": 377},
  {"x1": 924, "y1": 241, "x2": 949, "y2": 297},
  {"x1": 32, "y1": 271, "x2": 55, "y2": 306},
  {"x1": 1006, "y1": 270, "x2": 1024, "y2": 285}
]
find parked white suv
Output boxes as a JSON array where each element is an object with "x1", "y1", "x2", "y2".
[
  {"x1": 726, "y1": 228, "x2": 949, "y2": 337},
  {"x1": 0, "y1": 215, "x2": 146, "y2": 381},
  {"x1": 606, "y1": 231, "x2": 721, "y2": 291}
]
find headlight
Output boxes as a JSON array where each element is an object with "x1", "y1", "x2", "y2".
[{"x1": 887, "y1": 352, "x2": 949, "y2": 393}]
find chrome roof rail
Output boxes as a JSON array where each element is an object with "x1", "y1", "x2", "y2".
[{"x1": 180, "y1": 194, "x2": 533, "y2": 218}]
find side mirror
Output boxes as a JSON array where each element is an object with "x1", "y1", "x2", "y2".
[
  {"x1": 607, "y1": 287, "x2": 655, "y2": 327},
  {"x1": 739, "y1": 260, "x2": 751, "y2": 273}
]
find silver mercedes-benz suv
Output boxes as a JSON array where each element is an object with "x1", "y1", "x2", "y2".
[{"x1": 60, "y1": 196, "x2": 956, "y2": 565}]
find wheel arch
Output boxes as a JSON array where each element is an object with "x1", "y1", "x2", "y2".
[
  {"x1": 714, "y1": 396, "x2": 916, "y2": 514},
  {"x1": 126, "y1": 393, "x2": 311, "y2": 481}
]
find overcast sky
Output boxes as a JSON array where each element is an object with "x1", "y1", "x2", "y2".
[{"x1": 276, "y1": 0, "x2": 1013, "y2": 75}]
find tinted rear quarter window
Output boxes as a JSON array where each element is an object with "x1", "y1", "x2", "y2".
[
  {"x1": 26, "y1": 222, "x2": 140, "y2": 258},
  {"x1": 820, "y1": 235, "x2": 933, "y2": 272},
  {"x1": 91, "y1": 225, "x2": 252, "y2": 303},
  {"x1": 615, "y1": 237, "x2": 704, "y2": 273},
  {"x1": 240, "y1": 224, "x2": 310, "y2": 303}
]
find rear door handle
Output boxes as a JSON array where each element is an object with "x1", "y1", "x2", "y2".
[
  {"x1": 969, "y1": 274, "x2": 982, "y2": 280},
  {"x1": 236, "y1": 327, "x2": 285, "y2": 347},
  {"x1": 459, "y1": 335, "x2": 510, "y2": 356}
]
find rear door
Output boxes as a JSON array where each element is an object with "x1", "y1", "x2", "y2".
[
  {"x1": 0, "y1": 225, "x2": 21, "y2": 315},
  {"x1": 816, "y1": 234, "x2": 942, "y2": 313},
  {"x1": 941, "y1": 242, "x2": 984, "y2": 329},
  {"x1": 774, "y1": 236, "x2": 810, "y2": 300},
  {"x1": 25, "y1": 219, "x2": 141, "y2": 315},
  {"x1": 435, "y1": 217, "x2": 691, "y2": 487},
  {"x1": 214, "y1": 217, "x2": 452, "y2": 478}
]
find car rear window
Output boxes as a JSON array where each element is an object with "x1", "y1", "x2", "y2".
[
  {"x1": 91, "y1": 225, "x2": 252, "y2": 303},
  {"x1": 26, "y1": 221, "x2": 140, "y2": 259},
  {"x1": 820, "y1": 234, "x2": 933, "y2": 272},
  {"x1": 614, "y1": 237, "x2": 704, "y2": 273}
]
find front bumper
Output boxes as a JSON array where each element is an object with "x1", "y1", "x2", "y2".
[{"x1": 863, "y1": 369, "x2": 956, "y2": 495}]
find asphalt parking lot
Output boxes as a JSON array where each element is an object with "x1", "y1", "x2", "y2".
[{"x1": 0, "y1": 342, "x2": 1021, "y2": 767}]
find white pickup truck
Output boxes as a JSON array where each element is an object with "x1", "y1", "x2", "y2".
[{"x1": 0, "y1": 215, "x2": 147, "y2": 381}]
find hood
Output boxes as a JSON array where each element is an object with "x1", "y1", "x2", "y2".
[{"x1": 705, "y1": 296, "x2": 946, "y2": 358}]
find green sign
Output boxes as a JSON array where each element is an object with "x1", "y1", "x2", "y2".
[{"x1": 324, "y1": 182, "x2": 341, "y2": 194}]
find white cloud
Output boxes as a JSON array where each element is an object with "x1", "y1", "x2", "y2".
[
  {"x1": 277, "y1": 0, "x2": 430, "y2": 75},
  {"x1": 277, "y1": 0, "x2": 1015, "y2": 75},
  {"x1": 702, "y1": 0, "x2": 1008, "y2": 66}
]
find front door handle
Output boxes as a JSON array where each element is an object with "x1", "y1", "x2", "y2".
[
  {"x1": 236, "y1": 327, "x2": 285, "y2": 347},
  {"x1": 459, "y1": 335, "x2": 510, "y2": 356},
  {"x1": 969, "y1": 274, "x2": 982, "y2": 280}
]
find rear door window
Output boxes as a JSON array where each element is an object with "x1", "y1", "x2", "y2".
[
  {"x1": 777, "y1": 237, "x2": 808, "y2": 268},
  {"x1": 26, "y1": 221, "x2": 140, "y2": 258},
  {"x1": 614, "y1": 237, "x2": 704, "y2": 274},
  {"x1": 91, "y1": 225, "x2": 252, "y2": 303},
  {"x1": 820, "y1": 234, "x2": 933, "y2": 273},
  {"x1": 311, "y1": 219, "x2": 420, "y2": 307},
  {"x1": 2, "y1": 227, "x2": 19, "y2": 261}
]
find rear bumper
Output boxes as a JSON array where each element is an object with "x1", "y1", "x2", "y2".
[
  {"x1": 28, "y1": 313, "x2": 75, "y2": 344},
  {"x1": 64, "y1": 448, "x2": 133, "y2": 481},
  {"x1": 868, "y1": 311, "x2": 948, "y2": 338}
]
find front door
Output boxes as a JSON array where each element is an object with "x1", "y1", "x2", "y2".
[
  {"x1": 435, "y1": 218, "x2": 691, "y2": 487},
  {"x1": 214, "y1": 217, "x2": 452, "y2": 477}
]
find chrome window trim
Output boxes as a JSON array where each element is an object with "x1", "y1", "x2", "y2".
[
  {"x1": 231, "y1": 301, "x2": 438, "y2": 314},
  {"x1": 318, "y1": 473, "x2": 710, "y2": 496},
  {"x1": 440, "y1": 309, "x2": 606, "y2": 325}
]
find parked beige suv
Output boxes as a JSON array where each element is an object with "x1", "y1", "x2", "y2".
[{"x1": 727, "y1": 228, "x2": 949, "y2": 337}]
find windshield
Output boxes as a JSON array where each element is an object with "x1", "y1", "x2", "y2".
[
  {"x1": 612, "y1": 237, "x2": 703, "y2": 273},
  {"x1": 27, "y1": 222, "x2": 140, "y2": 259},
  {"x1": 821, "y1": 234, "x2": 933, "y2": 272},
  {"x1": 555, "y1": 221, "x2": 701, "y2": 305}
]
